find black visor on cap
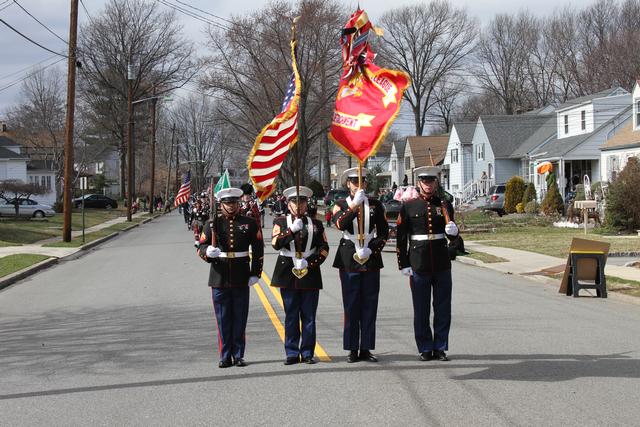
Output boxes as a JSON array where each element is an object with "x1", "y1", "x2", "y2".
[
  {"x1": 418, "y1": 175, "x2": 438, "y2": 181},
  {"x1": 288, "y1": 196, "x2": 308, "y2": 202},
  {"x1": 348, "y1": 176, "x2": 365, "y2": 182},
  {"x1": 221, "y1": 197, "x2": 240, "y2": 203}
]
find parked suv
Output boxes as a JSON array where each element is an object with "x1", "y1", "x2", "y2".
[{"x1": 485, "y1": 184, "x2": 506, "y2": 216}]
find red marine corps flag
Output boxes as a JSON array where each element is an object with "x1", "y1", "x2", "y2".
[
  {"x1": 248, "y1": 27, "x2": 301, "y2": 202},
  {"x1": 329, "y1": 9, "x2": 410, "y2": 163}
]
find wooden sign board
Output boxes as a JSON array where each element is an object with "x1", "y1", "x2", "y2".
[{"x1": 559, "y1": 238, "x2": 610, "y2": 294}]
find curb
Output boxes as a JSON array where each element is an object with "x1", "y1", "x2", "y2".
[
  {"x1": 0, "y1": 257, "x2": 58, "y2": 291},
  {"x1": 0, "y1": 213, "x2": 164, "y2": 290},
  {"x1": 455, "y1": 254, "x2": 640, "y2": 305}
]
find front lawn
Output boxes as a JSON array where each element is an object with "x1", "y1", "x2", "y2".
[
  {"x1": 0, "y1": 209, "x2": 127, "y2": 244},
  {"x1": 460, "y1": 210, "x2": 639, "y2": 258},
  {"x1": 0, "y1": 254, "x2": 50, "y2": 278}
]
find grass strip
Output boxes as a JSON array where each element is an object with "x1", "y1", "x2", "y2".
[
  {"x1": 463, "y1": 250, "x2": 509, "y2": 263},
  {"x1": 42, "y1": 229, "x2": 116, "y2": 248},
  {"x1": 0, "y1": 254, "x2": 50, "y2": 278}
]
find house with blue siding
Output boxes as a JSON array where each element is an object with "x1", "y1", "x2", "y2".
[
  {"x1": 471, "y1": 114, "x2": 555, "y2": 184},
  {"x1": 528, "y1": 87, "x2": 631, "y2": 198}
]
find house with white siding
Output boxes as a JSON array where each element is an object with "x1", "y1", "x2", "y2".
[
  {"x1": 0, "y1": 135, "x2": 28, "y2": 182},
  {"x1": 600, "y1": 82, "x2": 640, "y2": 182},
  {"x1": 444, "y1": 122, "x2": 476, "y2": 194}
]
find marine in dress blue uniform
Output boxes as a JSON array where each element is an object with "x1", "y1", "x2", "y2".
[
  {"x1": 197, "y1": 188, "x2": 264, "y2": 368},
  {"x1": 332, "y1": 168, "x2": 389, "y2": 363},
  {"x1": 396, "y1": 166, "x2": 459, "y2": 362},
  {"x1": 271, "y1": 186, "x2": 329, "y2": 365}
]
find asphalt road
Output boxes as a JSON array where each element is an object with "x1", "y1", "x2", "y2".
[{"x1": 1, "y1": 211, "x2": 639, "y2": 426}]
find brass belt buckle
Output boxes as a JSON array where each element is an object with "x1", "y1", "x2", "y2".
[
  {"x1": 291, "y1": 252, "x2": 308, "y2": 279},
  {"x1": 353, "y1": 252, "x2": 369, "y2": 265},
  {"x1": 227, "y1": 252, "x2": 235, "y2": 258}
]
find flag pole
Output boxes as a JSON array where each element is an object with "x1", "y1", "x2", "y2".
[
  {"x1": 358, "y1": 160, "x2": 364, "y2": 248},
  {"x1": 210, "y1": 176, "x2": 217, "y2": 247}
]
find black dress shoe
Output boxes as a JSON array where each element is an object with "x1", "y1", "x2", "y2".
[
  {"x1": 234, "y1": 358, "x2": 247, "y2": 367},
  {"x1": 433, "y1": 350, "x2": 450, "y2": 361},
  {"x1": 347, "y1": 351, "x2": 359, "y2": 363},
  {"x1": 218, "y1": 359, "x2": 233, "y2": 368},
  {"x1": 359, "y1": 350, "x2": 378, "y2": 362},
  {"x1": 284, "y1": 356, "x2": 300, "y2": 365},
  {"x1": 419, "y1": 351, "x2": 433, "y2": 361},
  {"x1": 302, "y1": 356, "x2": 316, "y2": 364}
]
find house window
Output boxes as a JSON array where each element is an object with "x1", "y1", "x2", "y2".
[
  {"x1": 564, "y1": 115, "x2": 569, "y2": 134},
  {"x1": 451, "y1": 149, "x2": 459, "y2": 163},
  {"x1": 46, "y1": 176, "x2": 51, "y2": 190},
  {"x1": 330, "y1": 164, "x2": 336, "y2": 175},
  {"x1": 404, "y1": 156, "x2": 411, "y2": 170},
  {"x1": 41, "y1": 176, "x2": 46, "y2": 188},
  {"x1": 581, "y1": 110, "x2": 586, "y2": 130},
  {"x1": 391, "y1": 160, "x2": 396, "y2": 172},
  {"x1": 636, "y1": 101, "x2": 640, "y2": 128},
  {"x1": 476, "y1": 144, "x2": 484, "y2": 161}
]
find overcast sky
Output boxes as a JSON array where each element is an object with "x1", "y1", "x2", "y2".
[{"x1": 0, "y1": 0, "x2": 586, "y2": 132}]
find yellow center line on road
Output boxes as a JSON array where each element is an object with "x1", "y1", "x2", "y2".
[
  {"x1": 259, "y1": 271, "x2": 332, "y2": 362},
  {"x1": 253, "y1": 280, "x2": 285, "y2": 342}
]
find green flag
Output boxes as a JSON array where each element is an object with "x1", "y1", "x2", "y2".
[{"x1": 214, "y1": 169, "x2": 231, "y2": 193}]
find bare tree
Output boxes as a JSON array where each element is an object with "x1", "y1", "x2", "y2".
[
  {"x1": 204, "y1": 0, "x2": 345, "y2": 186},
  {"x1": 430, "y1": 77, "x2": 466, "y2": 133},
  {"x1": 378, "y1": 1, "x2": 477, "y2": 136},
  {"x1": 78, "y1": 0, "x2": 197, "y2": 197},
  {"x1": 171, "y1": 94, "x2": 221, "y2": 191},
  {"x1": 5, "y1": 68, "x2": 65, "y2": 200},
  {"x1": 475, "y1": 12, "x2": 536, "y2": 114}
]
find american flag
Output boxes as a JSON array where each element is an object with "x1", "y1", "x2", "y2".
[
  {"x1": 248, "y1": 41, "x2": 300, "y2": 202},
  {"x1": 174, "y1": 171, "x2": 191, "y2": 207}
]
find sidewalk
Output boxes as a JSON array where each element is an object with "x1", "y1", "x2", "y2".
[{"x1": 461, "y1": 241, "x2": 640, "y2": 283}]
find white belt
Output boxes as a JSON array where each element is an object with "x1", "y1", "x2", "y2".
[
  {"x1": 411, "y1": 234, "x2": 445, "y2": 241},
  {"x1": 279, "y1": 249, "x2": 315, "y2": 258},
  {"x1": 342, "y1": 231, "x2": 375, "y2": 242},
  {"x1": 219, "y1": 251, "x2": 249, "y2": 258}
]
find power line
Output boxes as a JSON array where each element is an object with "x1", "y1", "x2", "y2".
[
  {"x1": 0, "y1": 18, "x2": 67, "y2": 58},
  {"x1": 0, "y1": 57, "x2": 66, "y2": 93},
  {"x1": 13, "y1": 0, "x2": 68, "y2": 45},
  {"x1": 0, "y1": 54, "x2": 59, "y2": 82}
]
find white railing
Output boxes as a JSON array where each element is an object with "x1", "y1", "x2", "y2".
[{"x1": 454, "y1": 178, "x2": 494, "y2": 207}]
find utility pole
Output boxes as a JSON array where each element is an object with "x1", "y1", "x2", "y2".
[
  {"x1": 149, "y1": 86, "x2": 157, "y2": 214},
  {"x1": 126, "y1": 59, "x2": 134, "y2": 222},
  {"x1": 175, "y1": 139, "x2": 180, "y2": 193},
  {"x1": 164, "y1": 123, "x2": 176, "y2": 209},
  {"x1": 62, "y1": 0, "x2": 79, "y2": 242}
]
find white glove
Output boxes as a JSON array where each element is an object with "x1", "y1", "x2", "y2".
[
  {"x1": 350, "y1": 189, "x2": 366, "y2": 207},
  {"x1": 401, "y1": 267, "x2": 413, "y2": 277},
  {"x1": 289, "y1": 218, "x2": 304, "y2": 233},
  {"x1": 293, "y1": 258, "x2": 308, "y2": 270},
  {"x1": 206, "y1": 246, "x2": 221, "y2": 258},
  {"x1": 194, "y1": 240, "x2": 199, "y2": 247},
  {"x1": 356, "y1": 247, "x2": 372, "y2": 259},
  {"x1": 445, "y1": 221, "x2": 459, "y2": 236},
  {"x1": 248, "y1": 276, "x2": 260, "y2": 286}
]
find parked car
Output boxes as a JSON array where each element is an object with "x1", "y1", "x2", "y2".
[
  {"x1": 73, "y1": 194, "x2": 118, "y2": 209},
  {"x1": 323, "y1": 189, "x2": 349, "y2": 206},
  {"x1": 485, "y1": 184, "x2": 506, "y2": 216},
  {"x1": 0, "y1": 198, "x2": 56, "y2": 218}
]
